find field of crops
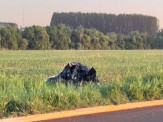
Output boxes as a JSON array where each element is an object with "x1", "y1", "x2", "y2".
[{"x1": 0, "y1": 50, "x2": 163, "y2": 118}]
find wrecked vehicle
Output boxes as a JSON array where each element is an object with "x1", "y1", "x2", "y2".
[{"x1": 45, "y1": 62, "x2": 100, "y2": 85}]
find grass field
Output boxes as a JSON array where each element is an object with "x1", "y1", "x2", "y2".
[{"x1": 0, "y1": 50, "x2": 163, "y2": 118}]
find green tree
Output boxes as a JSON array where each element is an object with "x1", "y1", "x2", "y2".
[
  {"x1": 91, "y1": 37, "x2": 101, "y2": 49},
  {"x1": 34, "y1": 26, "x2": 51, "y2": 50},
  {"x1": 99, "y1": 33, "x2": 108, "y2": 49},
  {"x1": 15, "y1": 29, "x2": 28, "y2": 50},
  {"x1": 46, "y1": 24, "x2": 71, "y2": 49},
  {"x1": 18, "y1": 38, "x2": 28, "y2": 50},
  {"x1": 0, "y1": 27, "x2": 18, "y2": 50},
  {"x1": 81, "y1": 35, "x2": 91, "y2": 49},
  {"x1": 71, "y1": 29, "x2": 79, "y2": 49},
  {"x1": 0, "y1": 34, "x2": 1, "y2": 48},
  {"x1": 154, "y1": 30, "x2": 163, "y2": 49},
  {"x1": 23, "y1": 27, "x2": 34, "y2": 49},
  {"x1": 55, "y1": 24, "x2": 71, "y2": 50},
  {"x1": 23, "y1": 26, "x2": 51, "y2": 50},
  {"x1": 116, "y1": 33, "x2": 125, "y2": 49},
  {"x1": 107, "y1": 32, "x2": 117, "y2": 49},
  {"x1": 46, "y1": 26, "x2": 58, "y2": 49}
]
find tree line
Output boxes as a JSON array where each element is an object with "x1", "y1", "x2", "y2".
[
  {"x1": 50, "y1": 12, "x2": 159, "y2": 36},
  {"x1": 0, "y1": 24, "x2": 163, "y2": 50}
]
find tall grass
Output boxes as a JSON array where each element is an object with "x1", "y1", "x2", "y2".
[
  {"x1": 0, "y1": 50, "x2": 163, "y2": 118},
  {"x1": 0, "y1": 72, "x2": 162, "y2": 118}
]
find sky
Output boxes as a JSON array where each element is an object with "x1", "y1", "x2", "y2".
[{"x1": 0, "y1": 0, "x2": 163, "y2": 29}]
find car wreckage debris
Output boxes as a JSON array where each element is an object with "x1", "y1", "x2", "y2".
[{"x1": 45, "y1": 62, "x2": 100, "y2": 84}]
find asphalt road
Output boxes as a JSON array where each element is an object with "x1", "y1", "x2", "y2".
[{"x1": 38, "y1": 105, "x2": 163, "y2": 122}]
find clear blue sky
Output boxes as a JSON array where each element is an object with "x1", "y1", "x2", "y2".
[{"x1": 0, "y1": 0, "x2": 163, "y2": 29}]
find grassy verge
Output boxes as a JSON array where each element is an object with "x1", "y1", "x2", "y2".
[{"x1": 0, "y1": 72, "x2": 162, "y2": 118}]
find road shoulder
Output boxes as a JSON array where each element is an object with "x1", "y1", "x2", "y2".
[{"x1": 1, "y1": 99, "x2": 163, "y2": 122}]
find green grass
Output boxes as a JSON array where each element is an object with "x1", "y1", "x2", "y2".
[{"x1": 0, "y1": 50, "x2": 163, "y2": 118}]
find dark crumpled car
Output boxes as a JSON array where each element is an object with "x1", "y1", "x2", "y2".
[{"x1": 45, "y1": 62, "x2": 100, "y2": 84}]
